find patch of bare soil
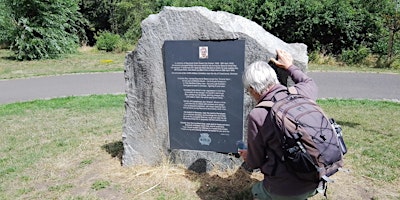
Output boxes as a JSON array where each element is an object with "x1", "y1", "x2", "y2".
[{"x1": 311, "y1": 167, "x2": 400, "y2": 200}]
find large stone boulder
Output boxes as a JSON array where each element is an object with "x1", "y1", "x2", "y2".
[{"x1": 122, "y1": 6, "x2": 308, "y2": 170}]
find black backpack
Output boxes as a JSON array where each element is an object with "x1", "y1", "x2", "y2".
[{"x1": 256, "y1": 87, "x2": 347, "y2": 195}]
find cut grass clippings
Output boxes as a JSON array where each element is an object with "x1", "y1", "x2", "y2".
[{"x1": 0, "y1": 95, "x2": 399, "y2": 199}]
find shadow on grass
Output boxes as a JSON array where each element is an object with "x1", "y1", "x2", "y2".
[
  {"x1": 102, "y1": 141, "x2": 123, "y2": 163},
  {"x1": 185, "y1": 159, "x2": 257, "y2": 200},
  {"x1": 0, "y1": 49, "x2": 17, "y2": 60},
  {"x1": 1, "y1": 55, "x2": 17, "y2": 61},
  {"x1": 336, "y1": 120, "x2": 360, "y2": 128}
]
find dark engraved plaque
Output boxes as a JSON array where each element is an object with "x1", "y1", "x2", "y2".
[{"x1": 163, "y1": 40, "x2": 245, "y2": 153}]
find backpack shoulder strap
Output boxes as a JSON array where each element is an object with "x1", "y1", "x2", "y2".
[
  {"x1": 256, "y1": 86, "x2": 298, "y2": 108},
  {"x1": 256, "y1": 101, "x2": 274, "y2": 108}
]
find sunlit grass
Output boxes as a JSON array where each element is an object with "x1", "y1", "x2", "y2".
[
  {"x1": 318, "y1": 99, "x2": 400, "y2": 182},
  {"x1": 0, "y1": 96, "x2": 399, "y2": 199},
  {"x1": 0, "y1": 47, "x2": 126, "y2": 79}
]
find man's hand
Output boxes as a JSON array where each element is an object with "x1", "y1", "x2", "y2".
[
  {"x1": 269, "y1": 49, "x2": 293, "y2": 70},
  {"x1": 238, "y1": 149, "x2": 248, "y2": 162}
]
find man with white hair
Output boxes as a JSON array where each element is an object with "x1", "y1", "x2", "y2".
[{"x1": 240, "y1": 50, "x2": 318, "y2": 200}]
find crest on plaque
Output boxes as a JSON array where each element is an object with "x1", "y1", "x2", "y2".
[{"x1": 199, "y1": 133, "x2": 212, "y2": 146}]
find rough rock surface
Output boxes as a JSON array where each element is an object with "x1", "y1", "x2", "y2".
[{"x1": 122, "y1": 6, "x2": 308, "y2": 170}]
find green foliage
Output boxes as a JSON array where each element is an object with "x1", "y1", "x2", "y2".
[
  {"x1": 79, "y1": 0, "x2": 114, "y2": 31},
  {"x1": 79, "y1": 0, "x2": 115, "y2": 45},
  {"x1": 153, "y1": 0, "x2": 387, "y2": 56},
  {"x1": 251, "y1": 0, "x2": 381, "y2": 55},
  {"x1": 340, "y1": 46, "x2": 371, "y2": 65},
  {"x1": 112, "y1": 0, "x2": 158, "y2": 44},
  {"x1": 78, "y1": 0, "x2": 150, "y2": 47},
  {"x1": 95, "y1": 31, "x2": 121, "y2": 52},
  {"x1": 308, "y1": 50, "x2": 338, "y2": 65},
  {"x1": 373, "y1": 3, "x2": 400, "y2": 69},
  {"x1": 376, "y1": 54, "x2": 400, "y2": 68},
  {"x1": 4, "y1": 0, "x2": 395, "y2": 64},
  {"x1": 382, "y1": 0, "x2": 400, "y2": 61},
  {"x1": 95, "y1": 31, "x2": 131, "y2": 52},
  {"x1": 0, "y1": 0, "x2": 13, "y2": 46},
  {"x1": 392, "y1": 57, "x2": 400, "y2": 69},
  {"x1": 153, "y1": 0, "x2": 400, "y2": 68},
  {"x1": 3, "y1": 0, "x2": 86, "y2": 60},
  {"x1": 75, "y1": 0, "x2": 400, "y2": 68}
]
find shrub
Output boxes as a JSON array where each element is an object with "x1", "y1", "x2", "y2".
[
  {"x1": 376, "y1": 55, "x2": 400, "y2": 69},
  {"x1": 340, "y1": 46, "x2": 370, "y2": 65},
  {"x1": 392, "y1": 58, "x2": 400, "y2": 69},
  {"x1": 3, "y1": 0, "x2": 84, "y2": 60},
  {"x1": 95, "y1": 31, "x2": 121, "y2": 52},
  {"x1": 116, "y1": 38, "x2": 132, "y2": 52},
  {"x1": 309, "y1": 50, "x2": 338, "y2": 65}
]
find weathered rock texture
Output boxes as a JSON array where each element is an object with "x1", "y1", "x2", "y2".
[{"x1": 122, "y1": 6, "x2": 308, "y2": 170}]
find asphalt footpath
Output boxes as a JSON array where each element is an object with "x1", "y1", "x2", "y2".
[
  {"x1": 0, "y1": 72, "x2": 125, "y2": 105},
  {"x1": 0, "y1": 71, "x2": 399, "y2": 105},
  {"x1": 308, "y1": 71, "x2": 399, "y2": 101}
]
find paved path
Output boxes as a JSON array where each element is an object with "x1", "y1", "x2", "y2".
[
  {"x1": 0, "y1": 73, "x2": 125, "y2": 104},
  {"x1": 0, "y1": 72, "x2": 399, "y2": 105},
  {"x1": 308, "y1": 71, "x2": 399, "y2": 101}
]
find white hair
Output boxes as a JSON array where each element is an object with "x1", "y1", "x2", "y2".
[{"x1": 242, "y1": 61, "x2": 279, "y2": 94}]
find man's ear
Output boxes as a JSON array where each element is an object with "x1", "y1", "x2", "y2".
[{"x1": 249, "y1": 87, "x2": 262, "y2": 101}]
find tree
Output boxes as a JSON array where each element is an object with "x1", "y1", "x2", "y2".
[
  {"x1": 112, "y1": 0, "x2": 158, "y2": 44},
  {"x1": 79, "y1": 0, "x2": 116, "y2": 46},
  {"x1": 154, "y1": 0, "x2": 384, "y2": 56},
  {"x1": 80, "y1": 0, "x2": 395, "y2": 66},
  {"x1": 248, "y1": 0, "x2": 382, "y2": 55},
  {"x1": 363, "y1": 0, "x2": 399, "y2": 67},
  {"x1": 385, "y1": 0, "x2": 400, "y2": 61},
  {"x1": 3, "y1": 0, "x2": 86, "y2": 60},
  {"x1": 0, "y1": 0, "x2": 14, "y2": 46}
]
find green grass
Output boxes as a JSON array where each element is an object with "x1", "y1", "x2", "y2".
[
  {"x1": 0, "y1": 95, "x2": 125, "y2": 199},
  {"x1": 0, "y1": 48, "x2": 126, "y2": 79},
  {"x1": 318, "y1": 99, "x2": 400, "y2": 182},
  {"x1": 91, "y1": 180, "x2": 111, "y2": 191},
  {"x1": 0, "y1": 96, "x2": 399, "y2": 199}
]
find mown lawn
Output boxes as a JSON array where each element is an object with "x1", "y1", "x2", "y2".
[
  {"x1": 0, "y1": 48, "x2": 126, "y2": 79},
  {"x1": 0, "y1": 96, "x2": 398, "y2": 199}
]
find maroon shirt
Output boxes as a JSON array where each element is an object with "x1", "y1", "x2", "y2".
[{"x1": 246, "y1": 65, "x2": 319, "y2": 196}]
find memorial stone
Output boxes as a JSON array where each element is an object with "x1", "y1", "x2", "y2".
[{"x1": 122, "y1": 6, "x2": 308, "y2": 171}]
